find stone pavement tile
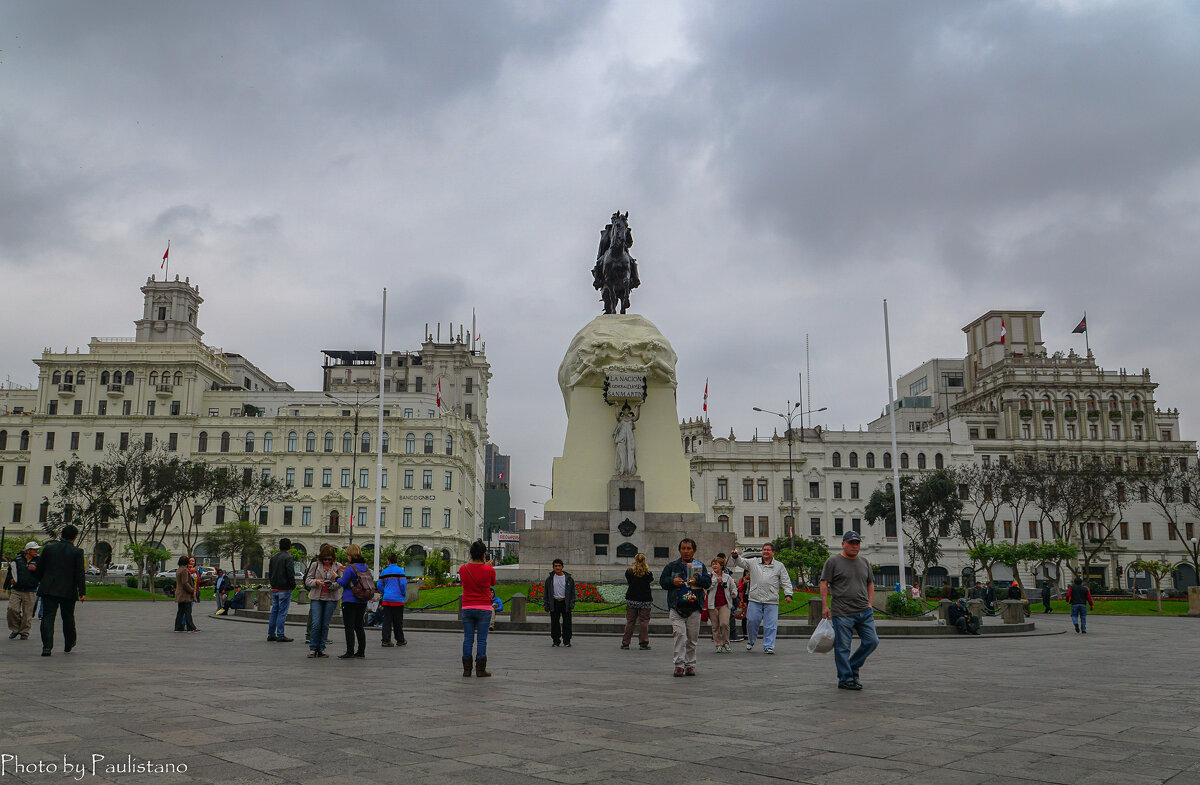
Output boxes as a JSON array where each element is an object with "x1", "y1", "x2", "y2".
[
  {"x1": 885, "y1": 744, "x2": 975, "y2": 767},
  {"x1": 804, "y1": 763, "x2": 932, "y2": 785},
  {"x1": 141, "y1": 728, "x2": 228, "y2": 747},
  {"x1": 1164, "y1": 773, "x2": 1200, "y2": 785},
  {"x1": 208, "y1": 745, "x2": 301, "y2": 772}
]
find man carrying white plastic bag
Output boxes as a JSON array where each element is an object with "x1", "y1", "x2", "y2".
[{"x1": 818, "y1": 531, "x2": 878, "y2": 691}]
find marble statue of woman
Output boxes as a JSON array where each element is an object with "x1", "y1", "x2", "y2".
[{"x1": 613, "y1": 404, "x2": 639, "y2": 476}]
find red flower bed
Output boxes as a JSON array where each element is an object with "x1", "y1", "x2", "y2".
[{"x1": 528, "y1": 582, "x2": 605, "y2": 603}]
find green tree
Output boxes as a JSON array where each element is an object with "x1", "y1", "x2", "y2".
[
  {"x1": 201, "y1": 519, "x2": 264, "y2": 576},
  {"x1": 123, "y1": 542, "x2": 171, "y2": 599},
  {"x1": 770, "y1": 535, "x2": 829, "y2": 589},
  {"x1": 1129, "y1": 559, "x2": 1177, "y2": 612},
  {"x1": 423, "y1": 551, "x2": 451, "y2": 587},
  {"x1": 46, "y1": 458, "x2": 117, "y2": 550},
  {"x1": 864, "y1": 471, "x2": 962, "y2": 587}
]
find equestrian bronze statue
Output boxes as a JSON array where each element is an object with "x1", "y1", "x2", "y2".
[{"x1": 592, "y1": 211, "x2": 640, "y2": 314}]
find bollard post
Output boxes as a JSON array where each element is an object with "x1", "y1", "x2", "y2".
[
  {"x1": 255, "y1": 588, "x2": 272, "y2": 611},
  {"x1": 510, "y1": 593, "x2": 527, "y2": 624},
  {"x1": 1000, "y1": 599, "x2": 1024, "y2": 624},
  {"x1": 1187, "y1": 586, "x2": 1200, "y2": 617},
  {"x1": 807, "y1": 596, "x2": 824, "y2": 626},
  {"x1": 936, "y1": 599, "x2": 952, "y2": 624},
  {"x1": 967, "y1": 598, "x2": 985, "y2": 625}
]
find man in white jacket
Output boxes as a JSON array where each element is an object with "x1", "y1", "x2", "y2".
[{"x1": 729, "y1": 543, "x2": 793, "y2": 654}]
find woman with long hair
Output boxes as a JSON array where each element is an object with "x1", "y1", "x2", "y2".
[
  {"x1": 706, "y1": 555, "x2": 735, "y2": 653},
  {"x1": 304, "y1": 544, "x2": 342, "y2": 658},
  {"x1": 173, "y1": 556, "x2": 197, "y2": 632},
  {"x1": 621, "y1": 553, "x2": 653, "y2": 650},
  {"x1": 336, "y1": 543, "x2": 373, "y2": 659},
  {"x1": 458, "y1": 540, "x2": 496, "y2": 677}
]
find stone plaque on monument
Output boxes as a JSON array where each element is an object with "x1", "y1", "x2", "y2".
[
  {"x1": 616, "y1": 542, "x2": 638, "y2": 558},
  {"x1": 604, "y1": 372, "x2": 646, "y2": 404}
]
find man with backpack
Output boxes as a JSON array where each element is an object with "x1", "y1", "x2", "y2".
[
  {"x1": 659, "y1": 538, "x2": 711, "y2": 677},
  {"x1": 267, "y1": 539, "x2": 296, "y2": 643},
  {"x1": 1066, "y1": 577, "x2": 1094, "y2": 634},
  {"x1": 376, "y1": 554, "x2": 407, "y2": 647}
]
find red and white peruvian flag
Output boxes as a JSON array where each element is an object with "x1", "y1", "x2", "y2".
[
  {"x1": 161, "y1": 241, "x2": 170, "y2": 269},
  {"x1": 1000, "y1": 319, "x2": 1007, "y2": 345},
  {"x1": 436, "y1": 377, "x2": 442, "y2": 408},
  {"x1": 703, "y1": 378, "x2": 709, "y2": 413}
]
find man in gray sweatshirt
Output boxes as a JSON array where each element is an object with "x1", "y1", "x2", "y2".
[{"x1": 729, "y1": 543, "x2": 793, "y2": 654}]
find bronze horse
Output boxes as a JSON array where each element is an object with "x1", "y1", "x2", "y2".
[{"x1": 592, "y1": 211, "x2": 640, "y2": 314}]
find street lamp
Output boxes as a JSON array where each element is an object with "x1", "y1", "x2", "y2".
[
  {"x1": 753, "y1": 401, "x2": 828, "y2": 551},
  {"x1": 324, "y1": 391, "x2": 380, "y2": 546}
]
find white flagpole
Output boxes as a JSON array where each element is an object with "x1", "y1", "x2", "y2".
[
  {"x1": 373, "y1": 288, "x2": 386, "y2": 576},
  {"x1": 883, "y1": 300, "x2": 907, "y2": 592}
]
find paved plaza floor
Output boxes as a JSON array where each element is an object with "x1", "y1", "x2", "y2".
[{"x1": 1, "y1": 603, "x2": 1198, "y2": 785}]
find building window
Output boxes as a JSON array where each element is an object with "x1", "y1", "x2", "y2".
[
  {"x1": 1168, "y1": 525, "x2": 1177, "y2": 541},
  {"x1": 287, "y1": 431, "x2": 297, "y2": 452},
  {"x1": 831, "y1": 452, "x2": 841, "y2": 468},
  {"x1": 865, "y1": 452, "x2": 875, "y2": 468},
  {"x1": 717, "y1": 478, "x2": 729, "y2": 500},
  {"x1": 757, "y1": 479, "x2": 768, "y2": 501},
  {"x1": 421, "y1": 507, "x2": 431, "y2": 528},
  {"x1": 402, "y1": 508, "x2": 412, "y2": 528},
  {"x1": 381, "y1": 469, "x2": 388, "y2": 488},
  {"x1": 15, "y1": 466, "x2": 24, "y2": 485},
  {"x1": 900, "y1": 453, "x2": 909, "y2": 469},
  {"x1": 969, "y1": 428, "x2": 980, "y2": 440},
  {"x1": 1118, "y1": 521, "x2": 1128, "y2": 540},
  {"x1": 302, "y1": 506, "x2": 311, "y2": 527},
  {"x1": 219, "y1": 432, "x2": 229, "y2": 452},
  {"x1": 883, "y1": 453, "x2": 893, "y2": 469},
  {"x1": 809, "y1": 481, "x2": 820, "y2": 499},
  {"x1": 444, "y1": 471, "x2": 453, "y2": 490},
  {"x1": 283, "y1": 506, "x2": 293, "y2": 526},
  {"x1": 848, "y1": 452, "x2": 858, "y2": 468},
  {"x1": 1142, "y1": 522, "x2": 1152, "y2": 540},
  {"x1": 215, "y1": 505, "x2": 225, "y2": 525},
  {"x1": 145, "y1": 400, "x2": 155, "y2": 416},
  {"x1": 141, "y1": 432, "x2": 152, "y2": 450},
  {"x1": 850, "y1": 481, "x2": 860, "y2": 499},
  {"x1": 834, "y1": 517, "x2": 844, "y2": 536},
  {"x1": 169, "y1": 401, "x2": 180, "y2": 416},
  {"x1": 306, "y1": 432, "x2": 316, "y2": 452},
  {"x1": 167, "y1": 433, "x2": 178, "y2": 451},
  {"x1": 321, "y1": 432, "x2": 331, "y2": 452},
  {"x1": 342, "y1": 432, "x2": 352, "y2": 453},
  {"x1": 1066, "y1": 424, "x2": 1076, "y2": 440},
  {"x1": 743, "y1": 516, "x2": 754, "y2": 537},
  {"x1": 404, "y1": 470, "x2": 413, "y2": 489},
  {"x1": 244, "y1": 432, "x2": 255, "y2": 452},
  {"x1": 424, "y1": 434, "x2": 434, "y2": 454},
  {"x1": 414, "y1": 377, "x2": 423, "y2": 393},
  {"x1": 443, "y1": 509, "x2": 451, "y2": 529},
  {"x1": 263, "y1": 432, "x2": 272, "y2": 452},
  {"x1": 12, "y1": 503, "x2": 22, "y2": 523},
  {"x1": 810, "y1": 517, "x2": 820, "y2": 536},
  {"x1": 95, "y1": 433, "x2": 104, "y2": 450},
  {"x1": 917, "y1": 453, "x2": 927, "y2": 470},
  {"x1": 69, "y1": 432, "x2": 79, "y2": 450},
  {"x1": 322, "y1": 469, "x2": 332, "y2": 488},
  {"x1": 465, "y1": 377, "x2": 473, "y2": 393},
  {"x1": 422, "y1": 470, "x2": 433, "y2": 490},
  {"x1": 742, "y1": 479, "x2": 753, "y2": 501},
  {"x1": 379, "y1": 507, "x2": 386, "y2": 527},
  {"x1": 1003, "y1": 521, "x2": 1012, "y2": 538},
  {"x1": 381, "y1": 432, "x2": 390, "y2": 453},
  {"x1": 758, "y1": 516, "x2": 770, "y2": 537},
  {"x1": 304, "y1": 468, "x2": 313, "y2": 487},
  {"x1": 404, "y1": 408, "x2": 413, "y2": 417},
  {"x1": 405, "y1": 434, "x2": 415, "y2": 454},
  {"x1": 1186, "y1": 522, "x2": 1194, "y2": 540},
  {"x1": 718, "y1": 515, "x2": 729, "y2": 532},
  {"x1": 285, "y1": 468, "x2": 295, "y2": 488},
  {"x1": 259, "y1": 508, "x2": 268, "y2": 526},
  {"x1": 45, "y1": 432, "x2": 55, "y2": 450},
  {"x1": 360, "y1": 468, "x2": 369, "y2": 488},
  {"x1": 1111, "y1": 425, "x2": 1120, "y2": 440},
  {"x1": 833, "y1": 481, "x2": 843, "y2": 499},
  {"x1": 361, "y1": 433, "x2": 370, "y2": 453},
  {"x1": 341, "y1": 469, "x2": 351, "y2": 488},
  {"x1": 73, "y1": 400, "x2": 82, "y2": 415},
  {"x1": 42, "y1": 465, "x2": 52, "y2": 485},
  {"x1": 782, "y1": 478, "x2": 792, "y2": 501},
  {"x1": 1161, "y1": 430, "x2": 1172, "y2": 441}
]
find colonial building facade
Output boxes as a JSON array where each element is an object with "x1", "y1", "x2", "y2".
[
  {"x1": 0, "y1": 276, "x2": 490, "y2": 574},
  {"x1": 687, "y1": 309, "x2": 1199, "y2": 590}
]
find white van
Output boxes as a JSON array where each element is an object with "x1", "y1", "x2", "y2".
[{"x1": 107, "y1": 563, "x2": 141, "y2": 577}]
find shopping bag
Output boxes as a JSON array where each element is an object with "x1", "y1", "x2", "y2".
[{"x1": 807, "y1": 618, "x2": 835, "y2": 654}]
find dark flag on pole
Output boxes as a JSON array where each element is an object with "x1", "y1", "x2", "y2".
[{"x1": 1072, "y1": 315, "x2": 1087, "y2": 334}]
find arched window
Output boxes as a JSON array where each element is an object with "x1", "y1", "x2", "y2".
[
  {"x1": 197, "y1": 432, "x2": 208, "y2": 452},
  {"x1": 1109, "y1": 394, "x2": 1120, "y2": 411},
  {"x1": 900, "y1": 452, "x2": 909, "y2": 469},
  {"x1": 124, "y1": 371, "x2": 134, "y2": 386},
  {"x1": 718, "y1": 514, "x2": 730, "y2": 533},
  {"x1": 361, "y1": 432, "x2": 370, "y2": 453},
  {"x1": 324, "y1": 432, "x2": 334, "y2": 452},
  {"x1": 100, "y1": 371, "x2": 110, "y2": 385},
  {"x1": 883, "y1": 452, "x2": 892, "y2": 469},
  {"x1": 405, "y1": 434, "x2": 415, "y2": 454},
  {"x1": 75, "y1": 371, "x2": 84, "y2": 384},
  {"x1": 445, "y1": 435, "x2": 453, "y2": 455},
  {"x1": 263, "y1": 432, "x2": 273, "y2": 452},
  {"x1": 1019, "y1": 394, "x2": 1030, "y2": 408},
  {"x1": 1064, "y1": 394, "x2": 1075, "y2": 410},
  {"x1": 831, "y1": 451, "x2": 841, "y2": 468},
  {"x1": 306, "y1": 432, "x2": 316, "y2": 452},
  {"x1": 19, "y1": 431, "x2": 30, "y2": 451},
  {"x1": 173, "y1": 372, "x2": 182, "y2": 386},
  {"x1": 52, "y1": 371, "x2": 61, "y2": 384},
  {"x1": 149, "y1": 372, "x2": 158, "y2": 385},
  {"x1": 917, "y1": 453, "x2": 926, "y2": 469},
  {"x1": 219, "y1": 432, "x2": 230, "y2": 453},
  {"x1": 1042, "y1": 394, "x2": 1052, "y2": 409},
  {"x1": 849, "y1": 451, "x2": 859, "y2": 468},
  {"x1": 935, "y1": 453, "x2": 944, "y2": 469},
  {"x1": 381, "y1": 432, "x2": 390, "y2": 453},
  {"x1": 64, "y1": 371, "x2": 73, "y2": 384},
  {"x1": 287, "y1": 431, "x2": 298, "y2": 452},
  {"x1": 342, "y1": 432, "x2": 353, "y2": 452},
  {"x1": 1130, "y1": 395, "x2": 1142, "y2": 412},
  {"x1": 1086, "y1": 395, "x2": 1098, "y2": 412},
  {"x1": 0, "y1": 430, "x2": 6, "y2": 450},
  {"x1": 865, "y1": 452, "x2": 876, "y2": 469},
  {"x1": 424, "y1": 434, "x2": 434, "y2": 454},
  {"x1": 244, "y1": 432, "x2": 255, "y2": 452}
]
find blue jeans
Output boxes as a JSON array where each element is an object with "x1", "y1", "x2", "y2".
[
  {"x1": 462, "y1": 609, "x2": 491, "y2": 658},
  {"x1": 268, "y1": 590, "x2": 291, "y2": 638},
  {"x1": 1070, "y1": 604, "x2": 1088, "y2": 631},
  {"x1": 309, "y1": 599, "x2": 337, "y2": 652},
  {"x1": 832, "y1": 608, "x2": 879, "y2": 685},
  {"x1": 746, "y1": 601, "x2": 780, "y2": 650}
]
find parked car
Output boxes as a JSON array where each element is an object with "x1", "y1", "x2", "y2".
[
  {"x1": 85, "y1": 565, "x2": 102, "y2": 577},
  {"x1": 107, "y1": 563, "x2": 141, "y2": 577}
]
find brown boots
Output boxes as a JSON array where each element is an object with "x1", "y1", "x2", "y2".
[
  {"x1": 462, "y1": 657, "x2": 473, "y2": 677},
  {"x1": 475, "y1": 657, "x2": 491, "y2": 677}
]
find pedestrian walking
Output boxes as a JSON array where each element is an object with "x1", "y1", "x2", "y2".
[
  {"x1": 730, "y1": 571, "x2": 749, "y2": 642},
  {"x1": 729, "y1": 543, "x2": 792, "y2": 654},
  {"x1": 1040, "y1": 581, "x2": 1053, "y2": 614},
  {"x1": 376, "y1": 553, "x2": 407, "y2": 647},
  {"x1": 621, "y1": 553, "x2": 653, "y2": 650},
  {"x1": 819, "y1": 531, "x2": 878, "y2": 690},
  {"x1": 267, "y1": 538, "x2": 296, "y2": 643},
  {"x1": 36, "y1": 524, "x2": 86, "y2": 657},
  {"x1": 173, "y1": 556, "x2": 198, "y2": 632},
  {"x1": 543, "y1": 559, "x2": 576, "y2": 647},
  {"x1": 983, "y1": 582, "x2": 997, "y2": 615},
  {"x1": 659, "y1": 537, "x2": 710, "y2": 677},
  {"x1": 336, "y1": 544, "x2": 373, "y2": 659},
  {"x1": 706, "y1": 556, "x2": 735, "y2": 653},
  {"x1": 1066, "y1": 577, "x2": 1094, "y2": 633},
  {"x1": 5, "y1": 541, "x2": 40, "y2": 640},
  {"x1": 459, "y1": 540, "x2": 496, "y2": 677},
  {"x1": 304, "y1": 545, "x2": 342, "y2": 658}
]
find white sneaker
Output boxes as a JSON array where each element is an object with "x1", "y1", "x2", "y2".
[
  {"x1": 765, "y1": 647, "x2": 775, "y2": 655},
  {"x1": 746, "y1": 641, "x2": 754, "y2": 651},
  {"x1": 723, "y1": 644, "x2": 732, "y2": 653}
]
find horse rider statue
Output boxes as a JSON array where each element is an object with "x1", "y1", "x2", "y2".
[{"x1": 592, "y1": 211, "x2": 640, "y2": 314}]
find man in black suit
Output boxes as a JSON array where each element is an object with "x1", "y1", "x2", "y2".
[{"x1": 37, "y1": 524, "x2": 86, "y2": 656}]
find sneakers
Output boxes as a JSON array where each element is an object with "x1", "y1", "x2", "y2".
[
  {"x1": 267, "y1": 636, "x2": 278, "y2": 642},
  {"x1": 399, "y1": 640, "x2": 407, "y2": 646},
  {"x1": 564, "y1": 642, "x2": 572, "y2": 647},
  {"x1": 277, "y1": 636, "x2": 293, "y2": 643},
  {"x1": 382, "y1": 642, "x2": 394, "y2": 647},
  {"x1": 9, "y1": 632, "x2": 18, "y2": 639},
  {"x1": 684, "y1": 667, "x2": 696, "y2": 677},
  {"x1": 673, "y1": 667, "x2": 685, "y2": 677},
  {"x1": 639, "y1": 643, "x2": 652, "y2": 650},
  {"x1": 765, "y1": 647, "x2": 775, "y2": 655},
  {"x1": 746, "y1": 641, "x2": 754, "y2": 651},
  {"x1": 838, "y1": 681, "x2": 862, "y2": 691},
  {"x1": 1073, "y1": 623, "x2": 1080, "y2": 633},
  {"x1": 620, "y1": 644, "x2": 630, "y2": 650},
  {"x1": 1081, "y1": 629, "x2": 1087, "y2": 634},
  {"x1": 19, "y1": 634, "x2": 28, "y2": 640}
]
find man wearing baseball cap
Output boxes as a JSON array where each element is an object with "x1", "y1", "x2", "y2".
[
  {"x1": 5, "y1": 542, "x2": 41, "y2": 640},
  {"x1": 819, "y1": 531, "x2": 878, "y2": 691}
]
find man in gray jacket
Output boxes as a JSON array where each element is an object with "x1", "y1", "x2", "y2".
[{"x1": 729, "y1": 543, "x2": 792, "y2": 654}]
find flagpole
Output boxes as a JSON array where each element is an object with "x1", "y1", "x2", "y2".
[
  {"x1": 373, "y1": 288, "x2": 386, "y2": 577},
  {"x1": 1084, "y1": 310, "x2": 1089, "y2": 356},
  {"x1": 883, "y1": 300, "x2": 907, "y2": 592}
]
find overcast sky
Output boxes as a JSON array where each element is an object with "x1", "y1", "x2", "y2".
[{"x1": 3, "y1": 1, "x2": 1199, "y2": 515}]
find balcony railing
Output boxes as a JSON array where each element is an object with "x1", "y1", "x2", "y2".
[
  {"x1": 155, "y1": 384, "x2": 174, "y2": 396},
  {"x1": 106, "y1": 383, "x2": 124, "y2": 396},
  {"x1": 57, "y1": 382, "x2": 75, "y2": 396}
]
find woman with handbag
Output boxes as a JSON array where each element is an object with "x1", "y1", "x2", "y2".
[
  {"x1": 706, "y1": 556, "x2": 736, "y2": 653},
  {"x1": 621, "y1": 553, "x2": 654, "y2": 650},
  {"x1": 336, "y1": 544, "x2": 374, "y2": 659},
  {"x1": 304, "y1": 545, "x2": 342, "y2": 658}
]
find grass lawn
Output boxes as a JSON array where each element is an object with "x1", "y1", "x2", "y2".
[
  {"x1": 409, "y1": 586, "x2": 821, "y2": 615},
  {"x1": 1041, "y1": 598, "x2": 1190, "y2": 616},
  {"x1": 84, "y1": 584, "x2": 160, "y2": 601}
]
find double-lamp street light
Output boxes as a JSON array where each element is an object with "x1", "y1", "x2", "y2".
[
  {"x1": 753, "y1": 401, "x2": 827, "y2": 551},
  {"x1": 324, "y1": 390, "x2": 380, "y2": 546}
]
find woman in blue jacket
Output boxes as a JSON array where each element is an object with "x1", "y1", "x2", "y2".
[{"x1": 376, "y1": 553, "x2": 408, "y2": 647}]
